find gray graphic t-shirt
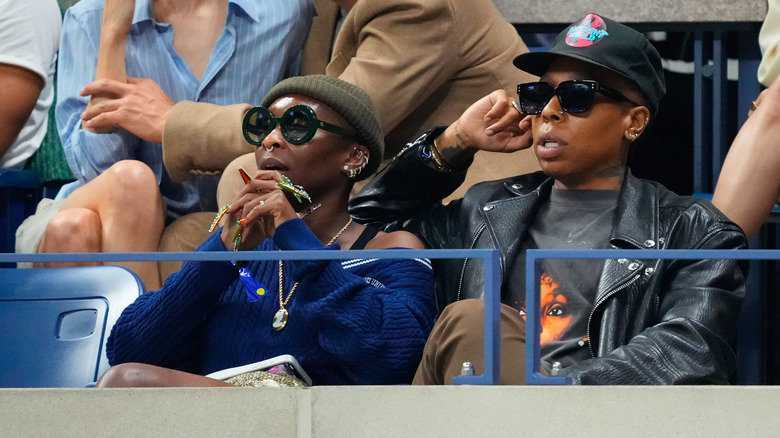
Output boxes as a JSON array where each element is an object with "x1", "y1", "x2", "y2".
[{"x1": 505, "y1": 186, "x2": 618, "y2": 368}]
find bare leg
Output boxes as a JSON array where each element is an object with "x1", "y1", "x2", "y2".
[
  {"x1": 38, "y1": 160, "x2": 166, "y2": 290},
  {"x1": 412, "y1": 299, "x2": 527, "y2": 385},
  {"x1": 36, "y1": 207, "x2": 103, "y2": 268},
  {"x1": 96, "y1": 363, "x2": 233, "y2": 387}
]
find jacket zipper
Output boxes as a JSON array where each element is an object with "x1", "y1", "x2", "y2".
[
  {"x1": 586, "y1": 272, "x2": 642, "y2": 358},
  {"x1": 457, "y1": 223, "x2": 488, "y2": 301}
]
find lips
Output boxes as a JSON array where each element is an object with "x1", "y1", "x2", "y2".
[
  {"x1": 535, "y1": 133, "x2": 567, "y2": 159},
  {"x1": 259, "y1": 158, "x2": 288, "y2": 172}
]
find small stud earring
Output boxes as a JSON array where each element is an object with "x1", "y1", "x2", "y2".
[{"x1": 343, "y1": 164, "x2": 356, "y2": 179}]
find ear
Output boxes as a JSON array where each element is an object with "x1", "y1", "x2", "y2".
[
  {"x1": 623, "y1": 106, "x2": 651, "y2": 142},
  {"x1": 344, "y1": 146, "x2": 369, "y2": 169},
  {"x1": 342, "y1": 146, "x2": 369, "y2": 179}
]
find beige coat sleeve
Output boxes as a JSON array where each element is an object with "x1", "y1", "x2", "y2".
[
  {"x1": 331, "y1": 0, "x2": 461, "y2": 134},
  {"x1": 161, "y1": 101, "x2": 253, "y2": 183}
]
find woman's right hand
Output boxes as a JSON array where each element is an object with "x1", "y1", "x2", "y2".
[{"x1": 220, "y1": 170, "x2": 299, "y2": 251}]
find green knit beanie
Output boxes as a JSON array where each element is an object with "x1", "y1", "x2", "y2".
[{"x1": 261, "y1": 75, "x2": 384, "y2": 181}]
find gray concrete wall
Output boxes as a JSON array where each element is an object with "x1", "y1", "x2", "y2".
[
  {"x1": 494, "y1": 0, "x2": 767, "y2": 24},
  {"x1": 58, "y1": 0, "x2": 769, "y2": 23},
  {"x1": 2, "y1": 386, "x2": 780, "y2": 437}
]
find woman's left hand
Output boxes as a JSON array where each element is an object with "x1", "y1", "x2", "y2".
[{"x1": 455, "y1": 89, "x2": 534, "y2": 154}]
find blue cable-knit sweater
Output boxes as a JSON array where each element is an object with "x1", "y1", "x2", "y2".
[{"x1": 106, "y1": 219, "x2": 436, "y2": 385}]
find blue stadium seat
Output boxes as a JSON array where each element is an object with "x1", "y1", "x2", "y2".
[{"x1": 0, "y1": 266, "x2": 144, "y2": 387}]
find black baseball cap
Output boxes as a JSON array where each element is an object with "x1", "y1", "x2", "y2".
[{"x1": 513, "y1": 13, "x2": 666, "y2": 116}]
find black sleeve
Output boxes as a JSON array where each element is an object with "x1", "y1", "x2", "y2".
[{"x1": 349, "y1": 127, "x2": 469, "y2": 230}]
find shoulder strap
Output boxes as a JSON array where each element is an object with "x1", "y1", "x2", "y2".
[{"x1": 350, "y1": 225, "x2": 381, "y2": 250}]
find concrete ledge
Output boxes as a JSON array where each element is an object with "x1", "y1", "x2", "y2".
[
  {"x1": 494, "y1": 0, "x2": 767, "y2": 24},
  {"x1": 2, "y1": 386, "x2": 779, "y2": 437}
]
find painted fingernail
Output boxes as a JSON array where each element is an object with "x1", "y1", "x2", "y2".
[{"x1": 239, "y1": 168, "x2": 251, "y2": 185}]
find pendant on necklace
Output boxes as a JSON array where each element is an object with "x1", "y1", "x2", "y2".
[{"x1": 272, "y1": 308, "x2": 288, "y2": 331}]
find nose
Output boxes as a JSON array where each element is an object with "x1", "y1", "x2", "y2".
[
  {"x1": 260, "y1": 123, "x2": 285, "y2": 151},
  {"x1": 540, "y1": 94, "x2": 564, "y2": 121}
]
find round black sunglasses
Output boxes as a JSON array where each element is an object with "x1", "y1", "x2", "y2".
[{"x1": 242, "y1": 104, "x2": 357, "y2": 146}]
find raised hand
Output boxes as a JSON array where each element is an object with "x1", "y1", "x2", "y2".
[
  {"x1": 452, "y1": 88, "x2": 534, "y2": 154},
  {"x1": 82, "y1": 0, "x2": 136, "y2": 133},
  {"x1": 220, "y1": 170, "x2": 300, "y2": 251},
  {"x1": 80, "y1": 77, "x2": 174, "y2": 143}
]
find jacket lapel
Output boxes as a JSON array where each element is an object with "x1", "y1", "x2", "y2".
[
  {"x1": 594, "y1": 172, "x2": 659, "y2": 304},
  {"x1": 610, "y1": 172, "x2": 660, "y2": 250},
  {"x1": 302, "y1": 0, "x2": 339, "y2": 75},
  {"x1": 325, "y1": 5, "x2": 356, "y2": 77},
  {"x1": 482, "y1": 177, "x2": 553, "y2": 275}
]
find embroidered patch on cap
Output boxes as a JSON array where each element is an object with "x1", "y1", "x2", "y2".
[{"x1": 565, "y1": 13, "x2": 609, "y2": 47}]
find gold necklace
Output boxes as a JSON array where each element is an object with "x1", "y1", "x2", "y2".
[{"x1": 272, "y1": 217, "x2": 354, "y2": 331}]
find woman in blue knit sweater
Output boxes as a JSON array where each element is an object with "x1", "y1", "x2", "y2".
[{"x1": 98, "y1": 76, "x2": 436, "y2": 386}]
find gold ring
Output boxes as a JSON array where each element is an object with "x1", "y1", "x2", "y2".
[
  {"x1": 510, "y1": 101, "x2": 523, "y2": 114},
  {"x1": 750, "y1": 100, "x2": 758, "y2": 112}
]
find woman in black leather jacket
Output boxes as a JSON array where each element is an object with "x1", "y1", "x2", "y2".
[{"x1": 350, "y1": 13, "x2": 748, "y2": 385}]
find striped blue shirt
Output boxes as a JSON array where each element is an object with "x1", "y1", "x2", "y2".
[{"x1": 56, "y1": 0, "x2": 315, "y2": 218}]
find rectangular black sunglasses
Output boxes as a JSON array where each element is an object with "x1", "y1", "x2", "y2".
[{"x1": 516, "y1": 80, "x2": 641, "y2": 115}]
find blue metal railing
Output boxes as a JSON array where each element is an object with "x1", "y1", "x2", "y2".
[
  {"x1": 1, "y1": 248, "x2": 503, "y2": 385},
  {"x1": 4, "y1": 247, "x2": 773, "y2": 385}
]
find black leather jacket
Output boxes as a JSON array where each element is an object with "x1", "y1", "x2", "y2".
[{"x1": 350, "y1": 129, "x2": 748, "y2": 384}]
